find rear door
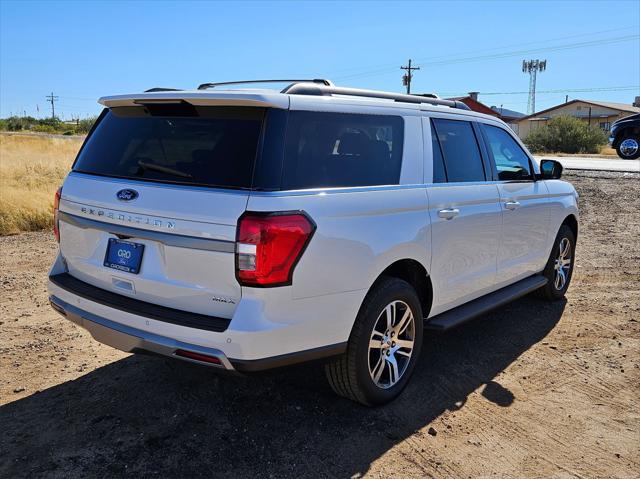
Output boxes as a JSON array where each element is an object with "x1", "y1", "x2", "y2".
[
  {"x1": 425, "y1": 117, "x2": 502, "y2": 316},
  {"x1": 479, "y1": 122, "x2": 550, "y2": 286},
  {"x1": 58, "y1": 105, "x2": 267, "y2": 319}
]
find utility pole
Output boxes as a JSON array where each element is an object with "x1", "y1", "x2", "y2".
[
  {"x1": 522, "y1": 59, "x2": 546, "y2": 114},
  {"x1": 46, "y1": 92, "x2": 59, "y2": 119},
  {"x1": 401, "y1": 59, "x2": 420, "y2": 95}
]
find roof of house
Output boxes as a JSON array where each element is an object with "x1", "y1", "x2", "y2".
[
  {"x1": 444, "y1": 96, "x2": 499, "y2": 117},
  {"x1": 519, "y1": 99, "x2": 640, "y2": 121},
  {"x1": 490, "y1": 106, "x2": 526, "y2": 119}
]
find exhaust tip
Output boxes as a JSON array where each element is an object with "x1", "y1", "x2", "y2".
[{"x1": 49, "y1": 297, "x2": 67, "y2": 317}]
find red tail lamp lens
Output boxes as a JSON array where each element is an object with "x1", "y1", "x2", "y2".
[{"x1": 236, "y1": 212, "x2": 315, "y2": 287}]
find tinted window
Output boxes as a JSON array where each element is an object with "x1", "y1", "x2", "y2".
[
  {"x1": 482, "y1": 124, "x2": 533, "y2": 181},
  {"x1": 430, "y1": 122, "x2": 446, "y2": 183},
  {"x1": 281, "y1": 111, "x2": 404, "y2": 189},
  {"x1": 432, "y1": 119, "x2": 485, "y2": 182},
  {"x1": 74, "y1": 106, "x2": 264, "y2": 189}
]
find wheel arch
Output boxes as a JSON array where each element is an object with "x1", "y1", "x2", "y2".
[
  {"x1": 562, "y1": 214, "x2": 578, "y2": 240},
  {"x1": 370, "y1": 259, "x2": 432, "y2": 318},
  {"x1": 613, "y1": 125, "x2": 640, "y2": 146}
]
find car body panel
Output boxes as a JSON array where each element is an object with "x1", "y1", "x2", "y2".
[
  {"x1": 426, "y1": 183, "x2": 502, "y2": 316},
  {"x1": 57, "y1": 172, "x2": 247, "y2": 319},
  {"x1": 495, "y1": 181, "x2": 551, "y2": 286}
]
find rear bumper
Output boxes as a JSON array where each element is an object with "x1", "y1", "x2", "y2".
[
  {"x1": 49, "y1": 294, "x2": 236, "y2": 370},
  {"x1": 48, "y1": 279, "x2": 348, "y2": 372}
]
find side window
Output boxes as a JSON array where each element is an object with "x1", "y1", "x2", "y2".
[
  {"x1": 432, "y1": 119, "x2": 486, "y2": 182},
  {"x1": 281, "y1": 111, "x2": 404, "y2": 189},
  {"x1": 430, "y1": 121, "x2": 446, "y2": 183},
  {"x1": 482, "y1": 124, "x2": 533, "y2": 181}
]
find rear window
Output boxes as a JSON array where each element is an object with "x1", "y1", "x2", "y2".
[
  {"x1": 73, "y1": 106, "x2": 264, "y2": 189},
  {"x1": 281, "y1": 111, "x2": 404, "y2": 189},
  {"x1": 432, "y1": 118, "x2": 486, "y2": 183}
]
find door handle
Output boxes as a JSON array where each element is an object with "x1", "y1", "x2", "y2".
[
  {"x1": 438, "y1": 208, "x2": 460, "y2": 220},
  {"x1": 504, "y1": 200, "x2": 521, "y2": 210}
]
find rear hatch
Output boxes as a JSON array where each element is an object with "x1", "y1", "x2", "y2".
[{"x1": 57, "y1": 102, "x2": 271, "y2": 319}]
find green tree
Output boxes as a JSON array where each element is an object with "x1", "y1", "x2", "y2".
[{"x1": 524, "y1": 115, "x2": 608, "y2": 154}]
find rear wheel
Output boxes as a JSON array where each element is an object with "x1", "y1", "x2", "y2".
[
  {"x1": 537, "y1": 225, "x2": 575, "y2": 301},
  {"x1": 615, "y1": 135, "x2": 640, "y2": 159},
  {"x1": 325, "y1": 277, "x2": 423, "y2": 406}
]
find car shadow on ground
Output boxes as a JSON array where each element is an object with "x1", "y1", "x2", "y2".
[{"x1": 1, "y1": 296, "x2": 565, "y2": 478}]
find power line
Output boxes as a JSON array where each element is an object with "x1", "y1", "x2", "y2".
[
  {"x1": 334, "y1": 34, "x2": 639, "y2": 81},
  {"x1": 400, "y1": 59, "x2": 420, "y2": 94},
  {"x1": 480, "y1": 86, "x2": 639, "y2": 96},
  {"x1": 440, "y1": 85, "x2": 640, "y2": 97},
  {"x1": 327, "y1": 25, "x2": 638, "y2": 77}
]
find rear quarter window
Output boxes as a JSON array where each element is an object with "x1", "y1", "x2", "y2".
[{"x1": 281, "y1": 111, "x2": 404, "y2": 189}]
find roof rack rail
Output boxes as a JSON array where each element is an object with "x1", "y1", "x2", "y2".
[
  {"x1": 144, "y1": 87, "x2": 183, "y2": 93},
  {"x1": 197, "y1": 79, "x2": 333, "y2": 90},
  {"x1": 282, "y1": 83, "x2": 471, "y2": 110}
]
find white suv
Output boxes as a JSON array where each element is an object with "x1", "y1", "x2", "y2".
[{"x1": 48, "y1": 79, "x2": 578, "y2": 406}]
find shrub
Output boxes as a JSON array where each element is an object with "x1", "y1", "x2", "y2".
[
  {"x1": 524, "y1": 115, "x2": 608, "y2": 154},
  {"x1": 76, "y1": 117, "x2": 97, "y2": 134},
  {"x1": 0, "y1": 115, "x2": 98, "y2": 135}
]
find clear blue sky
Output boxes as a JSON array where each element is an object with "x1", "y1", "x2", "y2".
[{"x1": 1, "y1": 0, "x2": 638, "y2": 119}]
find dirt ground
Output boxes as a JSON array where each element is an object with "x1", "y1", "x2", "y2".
[{"x1": 1, "y1": 172, "x2": 638, "y2": 479}]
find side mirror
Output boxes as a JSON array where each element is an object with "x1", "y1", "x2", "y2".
[{"x1": 539, "y1": 159, "x2": 563, "y2": 180}]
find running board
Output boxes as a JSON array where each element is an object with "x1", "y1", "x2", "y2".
[{"x1": 425, "y1": 275, "x2": 548, "y2": 331}]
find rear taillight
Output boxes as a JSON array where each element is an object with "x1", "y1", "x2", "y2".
[
  {"x1": 236, "y1": 212, "x2": 315, "y2": 287},
  {"x1": 53, "y1": 187, "x2": 62, "y2": 242}
]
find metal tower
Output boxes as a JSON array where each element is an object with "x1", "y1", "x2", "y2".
[{"x1": 522, "y1": 59, "x2": 547, "y2": 114}]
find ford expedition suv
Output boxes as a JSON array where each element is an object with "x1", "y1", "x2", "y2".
[{"x1": 48, "y1": 79, "x2": 578, "y2": 406}]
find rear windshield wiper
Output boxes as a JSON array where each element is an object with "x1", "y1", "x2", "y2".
[{"x1": 136, "y1": 161, "x2": 192, "y2": 179}]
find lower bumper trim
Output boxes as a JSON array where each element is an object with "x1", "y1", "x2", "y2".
[
  {"x1": 49, "y1": 272, "x2": 230, "y2": 333},
  {"x1": 49, "y1": 295, "x2": 234, "y2": 370},
  {"x1": 230, "y1": 342, "x2": 347, "y2": 372},
  {"x1": 49, "y1": 294, "x2": 348, "y2": 373}
]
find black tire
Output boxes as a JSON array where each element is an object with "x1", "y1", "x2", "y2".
[
  {"x1": 615, "y1": 134, "x2": 640, "y2": 160},
  {"x1": 325, "y1": 276, "x2": 423, "y2": 406},
  {"x1": 537, "y1": 224, "x2": 576, "y2": 301}
]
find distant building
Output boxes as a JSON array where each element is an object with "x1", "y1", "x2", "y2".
[
  {"x1": 490, "y1": 106, "x2": 526, "y2": 134},
  {"x1": 517, "y1": 99, "x2": 640, "y2": 139},
  {"x1": 444, "y1": 92, "x2": 525, "y2": 133}
]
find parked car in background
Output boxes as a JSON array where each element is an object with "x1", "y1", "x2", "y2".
[
  {"x1": 48, "y1": 80, "x2": 579, "y2": 406},
  {"x1": 609, "y1": 113, "x2": 640, "y2": 159}
]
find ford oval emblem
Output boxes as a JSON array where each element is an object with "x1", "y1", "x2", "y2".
[{"x1": 116, "y1": 189, "x2": 139, "y2": 201}]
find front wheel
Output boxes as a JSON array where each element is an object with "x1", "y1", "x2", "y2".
[
  {"x1": 537, "y1": 225, "x2": 576, "y2": 301},
  {"x1": 616, "y1": 135, "x2": 640, "y2": 160},
  {"x1": 325, "y1": 277, "x2": 423, "y2": 406}
]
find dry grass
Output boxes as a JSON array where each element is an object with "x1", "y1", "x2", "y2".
[
  {"x1": 599, "y1": 146, "x2": 617, "y2": 156},
  {"x1": 0, "y1": 132, "x2": 84, "y2": 235}
]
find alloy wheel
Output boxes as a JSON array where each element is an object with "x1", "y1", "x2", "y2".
[
  {"x1": 368, "y1": 300, "x2": 416, "y2": 389},
  {"x1": 619, "y1": 138, "x2": 639, "y2": 158},
  {"x1": 553, "y1": 237, "x2": 572, "y2": 290}
]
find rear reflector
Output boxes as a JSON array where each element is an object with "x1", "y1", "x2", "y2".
[
  {"x1": 236, "y1": 212, "x2": 315, "y2": 287},
  {"x1": 53, "y1": 187, "x2": 62, "y2": 242},
  {"x1": 174, "y1": 349, "x2": 222, "y2": 365}
]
